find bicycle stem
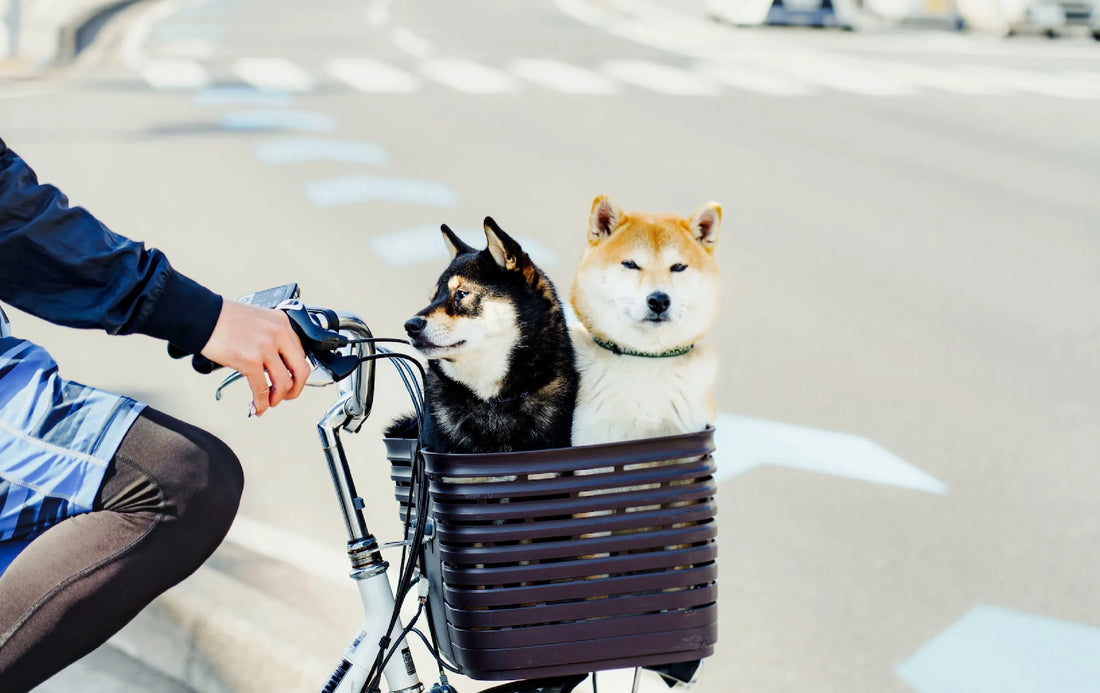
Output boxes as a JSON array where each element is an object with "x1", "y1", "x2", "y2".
[{"x1": 313, "y1": 311, "x2": 423, "y2": 693}]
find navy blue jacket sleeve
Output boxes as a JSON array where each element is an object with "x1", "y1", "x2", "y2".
[{"x1": 0, "y1": 137, "x2": 223, "y2": 355}]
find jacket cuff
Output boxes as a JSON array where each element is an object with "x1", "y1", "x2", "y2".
[{"x1": 141, "y1": 270, "x2": 223, "y2": 355}]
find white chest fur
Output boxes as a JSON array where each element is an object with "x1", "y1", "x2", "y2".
[{"x1": 570, "y1": 326, "x2": 717, "y2": 446}]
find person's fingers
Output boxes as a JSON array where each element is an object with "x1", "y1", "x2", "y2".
[
  {"x1": 279, "y1": 317, "x2": 311, "y2": 400},
  {"x1": 266, "y1": 353, "x2": 293, "y2": 408},
  {"x1": 243, "y1": 366, "x2": 271, "y2": 416},
  {"x1": 283, "y1": 349, "x2": 310, "y2": 400}
]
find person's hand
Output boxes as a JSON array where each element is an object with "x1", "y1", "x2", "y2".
[{"x1": 200, "y1": 301, "x2": 311, "y2": 416}]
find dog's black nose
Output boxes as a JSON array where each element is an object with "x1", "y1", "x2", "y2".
[
  {"x1": 647, "y1": 292, "x2": 671, "y2": 315},
  {"x1": 404, "y1": 317, "x2": 427, "y2": 335}
]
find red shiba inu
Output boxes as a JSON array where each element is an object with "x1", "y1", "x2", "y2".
[{"x1": 569, "y1": 195, "x2": 721, "y2": 446}]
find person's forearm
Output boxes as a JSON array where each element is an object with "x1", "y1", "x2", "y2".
[{"x1": 0, "y1": 137, "x2": 221, "y2": 353}]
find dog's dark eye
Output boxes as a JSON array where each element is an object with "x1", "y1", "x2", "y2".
[
  {"x1": 621, "y1": 260, "x2": 640, "y2": 270},
  {"x1": 452, "y1": 290, "x2": 468, "y2": 308},
  {"x1": 670, "y1": 263, "x2": 688, "y2": 273}
]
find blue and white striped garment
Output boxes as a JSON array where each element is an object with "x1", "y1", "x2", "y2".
[{"x1": 0, "y1": 336, "x2": 145, "y2": 575}]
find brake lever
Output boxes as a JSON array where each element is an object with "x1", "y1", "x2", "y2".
[
  {"x1": 212, "y1": 301, "x2": 359, "y2": 409},
  {"x1": 214, "y1": 371, "x2": 246, "y2": 401}
]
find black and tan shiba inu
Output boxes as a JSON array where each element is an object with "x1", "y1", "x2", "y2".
[{"x1": 392, "y1": 217, "x2": 578, "y2": 454}]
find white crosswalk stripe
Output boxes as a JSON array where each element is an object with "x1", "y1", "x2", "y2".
[
  {"x1": 142, "y1": 58, "x2": 209, "y2": 90},
  {"x1": 510, "y1": 59, "x2": 621, "y2": 95},
  {"x1": 602, "y1": 59, "x2": 719, "y2": 96},
  {"x1": 421, "y1": 58, "x2": 521, "y2": 94},
  {"x1": 234, "y1": 57, "x2": 315, "y2": 93},
  {"x1": 760, "y1": 52, "x2": 918, "y2": 96},
  {"x1": 328, "y1": 58, "x2": 419, "y2": 93},
  {"x1": 135, "y1": 52, "x2": 1100, "y2": 101}
]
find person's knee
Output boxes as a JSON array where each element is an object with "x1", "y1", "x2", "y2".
[
  {"x1": 126, "y1": 409, "x2": 244, "y2": 553},
  {"x1": 169, "y1": 429, "x2": 244, "y2": 542}
]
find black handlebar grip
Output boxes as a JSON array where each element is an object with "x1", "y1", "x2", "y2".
[{"x1": 190, "y1": 354, "x2": 221, "y2": 374}]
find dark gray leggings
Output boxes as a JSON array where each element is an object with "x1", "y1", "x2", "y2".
[{"x1": 0, "y1": 407, "x2": 243, "y2": 692}]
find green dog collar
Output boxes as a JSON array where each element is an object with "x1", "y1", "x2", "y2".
[{"x1": 591, "y1": 334, "x2": 694, "y2": 358}]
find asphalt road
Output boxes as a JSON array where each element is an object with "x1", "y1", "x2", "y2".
[{"x1": 4, "y1": 0, "x2": 1099, "y2": 691}]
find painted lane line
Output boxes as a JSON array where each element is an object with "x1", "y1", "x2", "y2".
[
  {"x1": 142, "y1": 58, "x2": 209, "y2": 90},
  {"x1": 897, "y1": 605, "x2": 1100, "y2": 692},
  {"x1": 421, "y1": 58, "x2": 521, "y2": 94},
  {"x1": 328, "y1": 58, "x2": 419, "y2": 94},
  {"x1": 714, "y1": 412, "x2": 946, "y2": 494},
  {"x1": 602, "y1": 59, "x2": 719, "y2": 96},
  {"x1": 305, "y1": 176, "x2": 462, "y2": 208},
  {"x1": 234, "y1": 57, "x2": 315, "y2": 93},
  {"x1": 194, "y1": 86, "x2": 292, "y2": 107},
  {"x1": 390, "y1": 27, "x2": 434, "y2": 59},
  {"x1": 509, "y1": 59, "x2": 621, "y2": 95},
  {"x1": 757, "y1": 52, "x2": 918, "y2": 97},
  {"x1": 698, "y1": 62, "x2": 816, "y2": 97},
  {"x1": 255, "y1": 138, "x2": 388, "y2": 166},
  {"x1": 220, "y1": 110, "x2": 336, "y2": 133},
  {"x1": 368, "y1": 225, "x2": 559, "y2": 268}
]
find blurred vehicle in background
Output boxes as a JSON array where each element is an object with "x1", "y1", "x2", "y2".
[
  {"x1": 709, "y1": 0, "x2": 1099, "y2": 37},
  {"x1": 708, "y1": 0, "x2": 858, "y2": 28}
]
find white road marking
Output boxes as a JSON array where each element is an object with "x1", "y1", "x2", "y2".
[
  {"x1": 142, "y1": 58, "x2": 209, "y2": 90},
  {"x1": 509, "y1": 59, "x2": 621, "y2": 95},
  {"x1": 698, "y1": 61, "x2": 817, "y2": 97},
  {"x1": 390, "y1": 27, "x2": 434, "y2": 59},
  {"x1": 714, "y1": 412, "x2": 946, "y2": 494},
  {"x1": 761, "y1": 52, "x2": 918, "y2": 96},
  {"x1": 328, "y1": 58, "x2": 419, "y2": 93},
  {"x1": 897, "y1": 606, "x2": 1100, "y2": 693},
  {"x1": 421, "y1": 58, "x2": 521, "y2": 94},
  {"x1": 602, "y1": 59, "x2": 719, "y2": 96},
  {"x1": 234, "y1": 57, "x2": 315, "y2": 93}
]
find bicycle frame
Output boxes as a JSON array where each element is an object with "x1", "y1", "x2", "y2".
[{"x1": 310, "y1": 310, "x2": 422, "y2": 693}]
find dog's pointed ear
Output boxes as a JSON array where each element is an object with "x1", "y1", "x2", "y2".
[
  {"x1": 689, "y1": 202, "x2": 722, "y2": 249},
  {"x1": 441, "y1": 224, "x2": 475, "y2": 259},
  {"x1": 588, "y1": 195, "x2": 622, "y2": 244},
  {"x1": 483, "y1": 216, "x2": 528, "y2": 273}
]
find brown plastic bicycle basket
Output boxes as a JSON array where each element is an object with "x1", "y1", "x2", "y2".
[{"x1": 385, "y1": 427, "x2": 718, "y2": 680}]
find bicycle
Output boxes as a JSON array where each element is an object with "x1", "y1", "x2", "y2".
[{"x1": 206, "y1": 285, "x2": 719, "y2": 693}]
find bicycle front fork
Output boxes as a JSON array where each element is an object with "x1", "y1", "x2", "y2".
[{"x1": 323, "y1": 537, "x2": 422, "y2": 693}]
